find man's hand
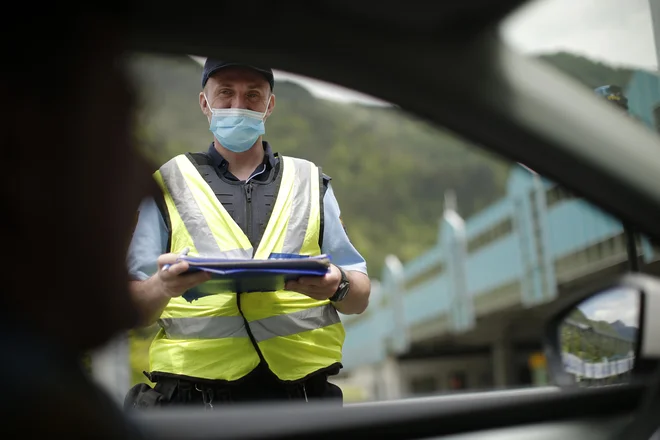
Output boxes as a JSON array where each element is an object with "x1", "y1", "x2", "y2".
[
  {"x1": 154, "y1": 252, "x2": 211, "y2": 298},
  {"x1": 285, "y1": 264, "x2": 342, "y2": 301},
  {"x1": 286, "y1": 264, "x2": 371, "y2": 315},
  {"x1": 129, "y1": 253, "x2": 212, "y2": 326}
]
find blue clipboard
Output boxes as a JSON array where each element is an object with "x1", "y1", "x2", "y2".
[{"x1": 179, "y1": 254, "x2": 331, "y2": 302}]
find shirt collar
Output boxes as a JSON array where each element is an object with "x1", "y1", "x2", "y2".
[{"x1": 207, "y1": 141, "x2": 278, "y2": 171}]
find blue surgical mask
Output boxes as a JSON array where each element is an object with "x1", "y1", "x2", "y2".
[{"x1": 205, "y1": 95, "x2": 271, "y2": 153}]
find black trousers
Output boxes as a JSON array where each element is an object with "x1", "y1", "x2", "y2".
[{"x1": 125, "y1": 366, "x2": 343, "y2": 410}]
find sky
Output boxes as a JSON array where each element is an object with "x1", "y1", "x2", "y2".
[
  {"x1": 578, "y1": 286, "x2": 640, "y2": 327},
  {"x1": 501, "y1": 0, "x2": 658, "y2": 70},
  {"x1": 192, "y1": 0, "x2": 659, "y2": 105}
]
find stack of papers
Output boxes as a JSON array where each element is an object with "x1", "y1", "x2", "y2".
[{"x1": 180, "y1": 254, "x2": 331, "y2": 302}]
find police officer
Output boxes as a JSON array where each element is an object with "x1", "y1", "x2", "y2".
[
  {"x1": 126, "y1": 59, "x2": 371, "y2": 408},
  {"x1": 594, "y1": 85, "x2": 629, "y2": 111}
]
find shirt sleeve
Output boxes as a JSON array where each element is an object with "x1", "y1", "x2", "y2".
[
  {"x1": 321, "y1": 183, "x2": 368, "y2": 275},
  {"x1": 126, "y1": 197, "x2": 169, "y2": 281}
]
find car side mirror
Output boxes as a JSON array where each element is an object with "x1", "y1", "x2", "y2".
[{"x1": 544, "y1": 273, "x2": 660, "y2": 388}]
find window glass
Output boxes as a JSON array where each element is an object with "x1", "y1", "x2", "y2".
[{"x1": 88, "y1": 48, "x2": 653, "y2": 406}]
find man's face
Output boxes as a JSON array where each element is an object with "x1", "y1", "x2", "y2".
[{"x1": 200, "y1": 66, "x2": 275, "y2": 117}]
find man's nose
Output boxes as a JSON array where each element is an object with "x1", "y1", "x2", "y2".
[{"x1": 230, "y1": 95, "x2": 249, "y2": 109}]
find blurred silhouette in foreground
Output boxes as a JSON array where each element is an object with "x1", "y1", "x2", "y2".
[{"x1": 0, "y1": 8, "x2": 155, "y2": 439}]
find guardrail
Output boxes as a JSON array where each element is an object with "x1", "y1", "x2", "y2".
[
  {"x1": 562, "y1": 352, "x2": 635, "y2": 379},
  {"x1": 347, "y1": 386, "x2": 560, "y2": 407}
]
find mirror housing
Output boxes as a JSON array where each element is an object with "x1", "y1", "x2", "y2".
[{"x1": 544, "y1": 272, "x2": 660, "y2": 388}]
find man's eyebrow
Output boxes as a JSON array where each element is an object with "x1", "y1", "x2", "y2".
[
  {"x1": 243, "y1": 83, "x2": 267, "y2": 92},
  {"x1": 215, "y1": 82, "x2": 265, "y2": 90}
]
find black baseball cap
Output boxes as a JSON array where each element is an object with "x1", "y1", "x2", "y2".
[{"x1": 201, "y1": 59, "x2": 274, "y2": 90}]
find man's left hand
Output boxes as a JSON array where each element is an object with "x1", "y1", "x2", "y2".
[{"x1": 285, "y1": 264, "x2": 342, "y2": 301}]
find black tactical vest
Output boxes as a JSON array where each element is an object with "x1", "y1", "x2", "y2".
[{"x1": 157, "y1": 152, "x2": 327, "y2": 253}]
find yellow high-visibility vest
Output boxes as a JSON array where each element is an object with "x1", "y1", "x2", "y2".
[{"x1": 148, "y1": 154, "x2": 345, "y2": 382}]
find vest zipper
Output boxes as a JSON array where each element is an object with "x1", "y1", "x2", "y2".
[
  {"x1": 245, "y1": 182, "x2": 253, "y2": 248},
  {"x1": 236, "y1": 283, "x2": 269, "y2": 368},
  {"x1": 238, "y1": 181, "x2": 268, "y2": 369}
]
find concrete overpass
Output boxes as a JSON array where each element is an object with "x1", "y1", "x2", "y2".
[
  {"x1": 334, "y1": 168, "x2": 660, "y2": 400},
  {"x1": 330, "y1": 64, "x2": 660, "y2": 402}
]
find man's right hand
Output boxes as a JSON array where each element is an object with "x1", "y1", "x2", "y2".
[{"x1": 154, "y1": 252, "x2": 211, "y2": 298}]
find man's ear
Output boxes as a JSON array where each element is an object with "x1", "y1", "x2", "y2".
[{"x1": 199, "y1": 90, "x2": 210, "y2": 119}]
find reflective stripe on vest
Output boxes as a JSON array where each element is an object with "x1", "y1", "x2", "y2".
[
  {"x1": 159, "y1": 303, "x2": 340, "y2": 342},
  {"x1": 149, "y1": 154, "x2": 345, "y2": 382}
]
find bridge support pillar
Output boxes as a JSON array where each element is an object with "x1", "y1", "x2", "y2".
[
  {"x1": 377, "y1": 356, "x2": 404, "y2": 400},
  {"x1": 492, "y1": 334, "x2": 515, "y2": 388}
]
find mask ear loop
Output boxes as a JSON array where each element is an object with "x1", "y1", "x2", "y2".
[
  {"x1": 204, "y1": 94, "x2": 214, "y2": 124},
  {"x1": 262, "y1": 94, "x2": 272, "y2": 121}
]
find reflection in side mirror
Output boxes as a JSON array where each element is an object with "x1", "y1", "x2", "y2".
[{"x1": 557, "y1": 286, "x2": 640, "y2": 387}]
